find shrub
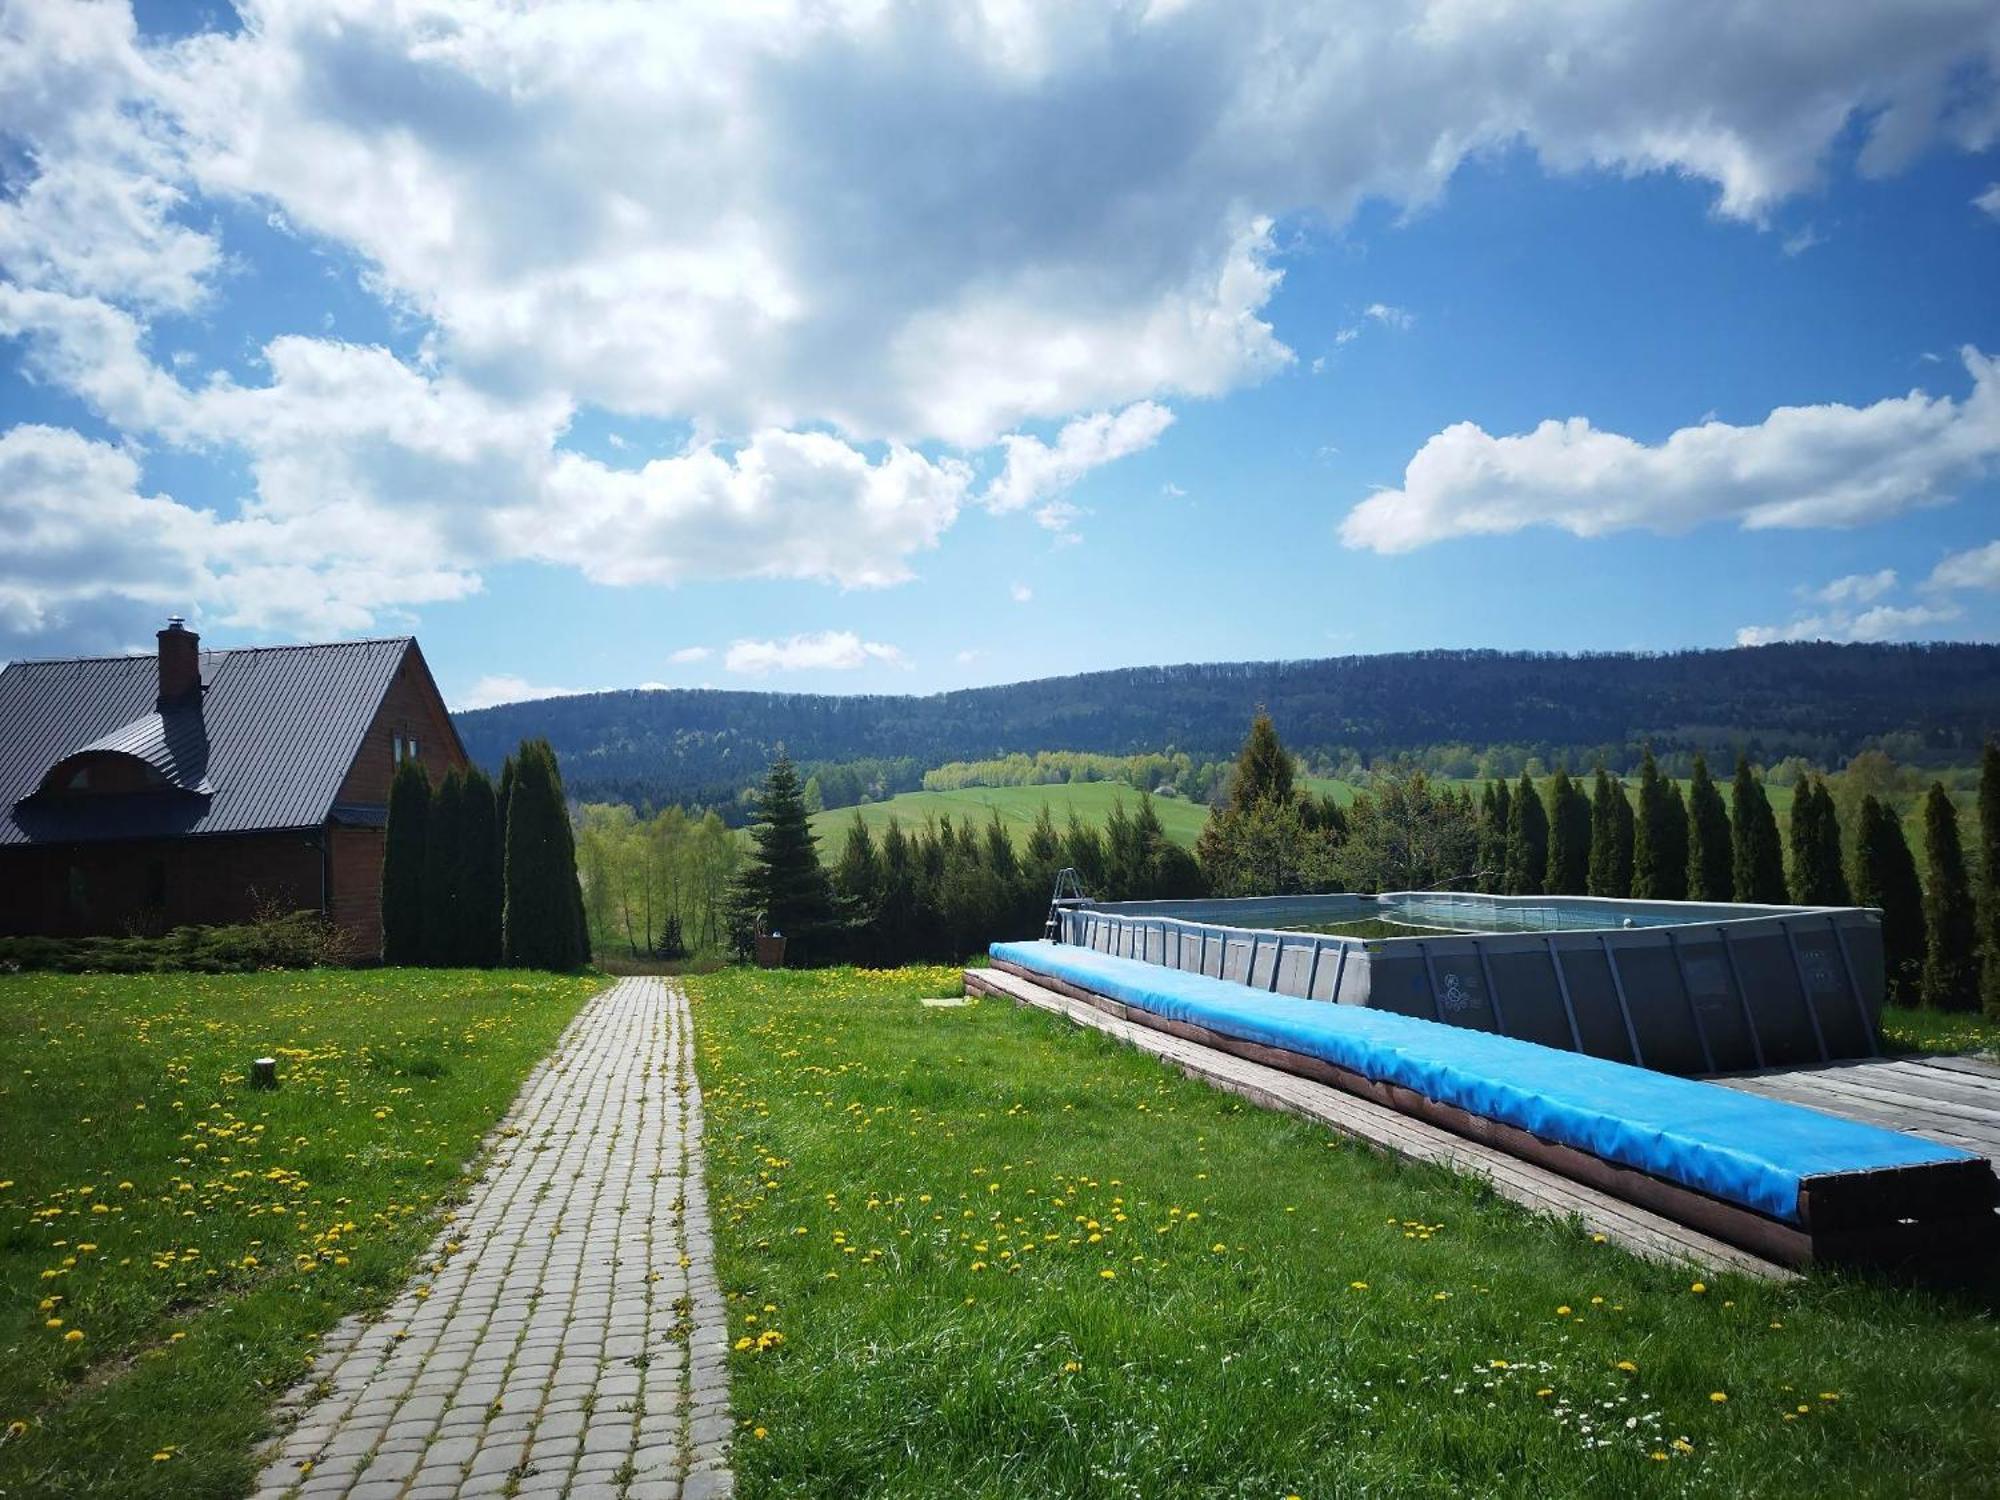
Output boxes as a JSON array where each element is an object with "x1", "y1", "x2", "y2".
[{"x1": 0, "y1": 910, "x2": 342, "y2": 974}]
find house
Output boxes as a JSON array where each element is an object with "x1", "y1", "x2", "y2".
[{"x1": 0, "y1": 619, "x2": 467, "y2": 958}]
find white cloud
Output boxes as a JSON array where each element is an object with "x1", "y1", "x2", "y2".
[
  {"x1": 21, "y1": 0, "x2": 1997, "y2": 449},
  {"x1": 1736, "y1": 602, "x2": 1962, "y2": 646},
  {"x1": 1009, "y1": 582, "x2": 1034, "y2": 604},
  {"x1": 723, "y1": 631, "x2": 909, "y2": 675},
  {"x1": 1805, "y1": 569, "x2": 1898, "y2": 605},
  {"x1": 1364, "y1": 302, "x2": 1414, "y2": 330},
  {"x1": 668, "y1": 645, "x2": 712, "y2": 663},
  {"x1": 455, "y1": 674, "x2": 594, "y2": 711},
  {"x1": 1924, "y1": 539, "x2": 2000, "y2": 592},
  {"x1": 983, "y1": 402, "x2": 1176, "y2": 515},
  {"x1": 1976, "y1": 184, "x2": 2000, "y2": 220},
  {"x1": 4, "y1": 0, "x2": 2000, "y2": 647},
  {"x1": 1342, "y1": 348, "x2": 2000, "y2": 552}
]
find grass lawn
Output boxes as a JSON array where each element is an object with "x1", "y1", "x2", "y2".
[
  {"x1": 804, "y1": 782, "x2": 1216, "y2": 851},
  {"x1": 0, "y1": 968, "x2": 601, "y2": 1499},
  {"x1": 1881, "y1": 1004, "x2": 2000, "y2": 1060},
  {"x1": 690, "y1": 966, "x2": 2000, "y2": 1499}
]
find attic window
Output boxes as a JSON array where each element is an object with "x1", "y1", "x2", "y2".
[{"x1": 394, "y1": 733, "x2": 420, "y2": 763}]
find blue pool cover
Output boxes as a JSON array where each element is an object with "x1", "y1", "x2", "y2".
[{"x1": 991, "y1": 940, "x2": 1974, "y2": 1223}]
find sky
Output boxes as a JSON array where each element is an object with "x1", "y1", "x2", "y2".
[{"x1": 2, "y1": 1, "x2": 1998, "y2": 711}]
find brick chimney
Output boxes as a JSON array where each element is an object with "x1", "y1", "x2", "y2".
[{"x1": 157, "y1": 616, "x2": 201, "y2": 708}]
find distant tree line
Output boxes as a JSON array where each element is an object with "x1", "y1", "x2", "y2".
[
  {"x1": 574, "y1": 805, "x2": 742, "y2": 959},
  {"x1": 454, "y1": 641, "x2": 2000, "y2": 814},
  {"x1": 381, "y1": 738, "x2": 589, "y2": 970},
  {"x1": 723, "y1": 753, "x2": 1203, "y2": 968}
]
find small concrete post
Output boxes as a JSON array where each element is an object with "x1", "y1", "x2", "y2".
[{"x1": 251, "y1": 1056, "x2": 278, "y2": 1090}]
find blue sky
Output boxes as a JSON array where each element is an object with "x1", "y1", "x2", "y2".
[{"x1": 2, "y1": 2, "x2": 1997, "y2": 709}]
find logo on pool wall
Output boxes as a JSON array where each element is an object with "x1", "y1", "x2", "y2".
[{"x1": 1440, "y1": 971, "x2": 1479, "y2": 1012}]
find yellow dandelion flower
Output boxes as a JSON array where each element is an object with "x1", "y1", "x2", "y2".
[
  {"x1": 63, "y1": 1330, "x2": 82, "y2": 1343},
  {"x1": 1615, "y1": 1360, "x2": 1638, "y2": 1373},
  {"x1": 1709, "y1": 1391, "x2": 1728, "y2": 1403},
  {"x1": 1349, "y1": 1280, "x2": 1368, "y2": 1290},
  {"x1": 1689, "y1": 1281, "x2": 1707, "y2": 1294},
  {"x1": 1099, "y1": 1269, "x2": 1116, "y2": 1280},
  {"x1": 1555, "y1": 1306, "x2": 1571, "y2": 1316},
  {"x1": 753, "y1": 1427, "x2": 768, "y2": 1440}
]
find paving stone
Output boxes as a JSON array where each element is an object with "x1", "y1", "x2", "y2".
[{"x1": 243, "y1": 979, "x2": 731, "y2": 1499}]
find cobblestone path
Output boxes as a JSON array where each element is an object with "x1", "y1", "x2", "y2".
[{"x1": 252, "y1": 978, "x2": 733, "y2": 1500}]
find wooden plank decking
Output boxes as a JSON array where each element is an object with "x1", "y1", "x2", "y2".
[
  {"x1": 965, "y1": 965, "x2": 1798, "y2": 1281},
  {"x1": 1713, "y1": 1054, "x2": 2000, "y2": 1164}
]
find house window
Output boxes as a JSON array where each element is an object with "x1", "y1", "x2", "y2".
[
  {"x1": 407, "y1": 734, "x2": 420, "y2": 761},
  {"x1": 393, "y1": 732, "x2": 420, "y2": 764}
]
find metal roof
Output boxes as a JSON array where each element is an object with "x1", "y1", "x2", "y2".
[{"x1": 0, "y1": 637, "x2": 415, "y2": 846}]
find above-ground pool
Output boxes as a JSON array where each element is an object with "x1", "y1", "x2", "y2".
[{"x1": 1053, "y1": 892, "x2": 1883, "y2": 1074}]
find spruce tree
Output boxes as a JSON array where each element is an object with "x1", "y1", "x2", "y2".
[
  {"x1": 382, "y1": 758, "x2": 430, "y2": 964},
  {"x1": 1685, "y1": 753, "x2": 1733, "y2": 902},
  {"x1": 832, "y1": 813, "x2": 883, "y2": 963},
  {"x1": 1813, "y1": 779, "x2": 1852, "y2": 905},
  {"x1": 1229, "y1": 712, "x2": 1295, "y2": 811},
  {"x1": 1505, "y1": 772, "x2": 1548, "y2": 896},
  {"x1": 736, "y1": 752, "x2": 834, "y2": 963},
  {"x1": 1587, "y1": 768, "x2": 1622, "y2": 897},
  {"x1": 457, "y1": 766, "x2": 504, "y2": 966},
  {"x1": 1729, "y1": 755, "x2": 1787, "y2": 905},
  {"x1": 503, "y1": 739, "x2": 589, "y2": 970},
  {"x1": 1544, "y1": 769, "x2": 1590, "y2": 895},
  {"x1": 1981, "y1": 742, "x2": 2000, "y2": 1019},
  {"x1": 1919, "y1": 782, "x2": 1977, "y2": 1012},
  {"x1": 421, "y1": 769, "x2": 464, "y2": 965},
  {"x1": 1850, "y1": 793, "x2": 1926, "y2": 1005},
  {"x1": 1631, "y1": 749, "x2": 1676, "y2": 900}
]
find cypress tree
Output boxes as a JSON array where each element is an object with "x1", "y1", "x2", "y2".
[
  {"x1": 1631, "y1": 749, "x2": 1677, "y2": 900},
  {"x1": 832, "y1": 813, "x2": 884, "y2": 963},
  {"x1": 457, "y1": 766, "x2": 503, "y2": 966},
  {"x1": 1587, "y1": 768, "x2": 1623, "y2": 896},
  {"x1": 1611, "y1": 783, "x2": 1635, "y2": 899},
  {"x1": 1919, "y1": 783, "x2": 1977, "y2": 1012},
  {"x1": 1505, "y1": 772, "x2": 1548, "y2": 896},
  {"x1": 382, "y1": 758, "x2": 430, "y2": 964},
  {"x1": 1729, "y1": 755, "x2": 1787, "y2": 904},
  {"x1": 1685, "y1": 753, "x2": 1733, "y2": 902},
  {"x1": 1544, "y1": 769, "x2": 1590, "y2": 895},
  {"x1": 1981, "y1": 742, "x2": 2000, "y2": 1019},
  {"x1": 1812, "y1": 779, "x2": 1852, "y2": 905},
  {"x1": 1850, "y1": 793, "x2": 1926, "y2": 1005},
  {"x1": 1659, "y1": 780, "x2": 1690, "y2": 901},
  {"x1": 736, "y1": 752, "x2": 834, "y2": 963},
  {"x1": 421, "y1": 769, "x2": 465, "y2": 965},
  {"x1": 1479, "y1": 779, "x2": 1512, "y2": 893},
  {"x1": 504, "y1": 739, "x2": 590, "y2": 969}
]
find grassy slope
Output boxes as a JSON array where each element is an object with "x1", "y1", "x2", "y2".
[
  {"x1": 690, "y1": 966, "x2": 2000, "y2": 1499},
  {"x1": 0, "y1": 969, "x2": 601, "y2": 1499},
  {"x1": 805, "y1": 783, "x2": 1216, "y2": 850}
]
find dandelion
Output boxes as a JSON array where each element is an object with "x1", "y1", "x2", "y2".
[
  {"x1": 1099, "y1": 1269, "x2": 1116, "y2": 1280},
  {"x1": 1689, "y1": 1281, "x2": 1707, "y2": 1294},
  {"x1": 1350, "y1": 1280, "x2": 1368, "y2": 1290},
  {"x1": 1556, "y1": 1306, "x2": 1572, "y2": 1316},
  {"x1": 1709, "y1": 1391, "x2": 1727, "y2": 1403},
  {"x1": 64, "y1": 1330, "x2": 82, "y2": 1343},
  {"x1": 1615, "y1": 1360, "x2": 1637, "y2": 1373},
  {"x1": 753, "y1": 1427, "x2": 768, "y2": 1440}
]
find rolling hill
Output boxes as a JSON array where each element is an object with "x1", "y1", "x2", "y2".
[{"x1": 454, "y1": 641, "x2": 2000, "y2": 811}]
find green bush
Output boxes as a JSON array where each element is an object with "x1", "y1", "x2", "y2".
[{"x1": 0, "y1": 910, "x2": 340, "y2": 973}]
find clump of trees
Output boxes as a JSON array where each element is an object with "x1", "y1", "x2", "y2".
[
  {"x1": 575, "y1": 804, "x2": 740, "y2": 960},
  {"x1": 381, "y1": 738, "x2": 587, "y2": 970},
  {"x1": 1195, "y1": 713, "x2": 1348, "y2": 894}
]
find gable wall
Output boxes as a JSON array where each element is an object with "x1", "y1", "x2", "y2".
[{"x1": 337, "y1": 648, "x2": 469, "y2": 806}]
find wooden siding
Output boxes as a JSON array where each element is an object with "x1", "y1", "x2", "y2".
[{"x1": 327, "y1": 825, "x2": 387, "y2": 960}]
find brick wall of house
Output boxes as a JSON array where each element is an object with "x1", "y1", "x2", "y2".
[
  {"x1": 0, "y1": 833, "x2": 324, "y2": 940},
  {"x1": 326, "y1": 825, "x2": 387, "y2": 960},
  {"x1": 337, "y1": 646, "x2": 468, "y2": 807}
]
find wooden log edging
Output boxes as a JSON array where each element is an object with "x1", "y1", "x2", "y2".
[{"x1": 978, "y1": 960, "x2": 1998, "y2": 1270}]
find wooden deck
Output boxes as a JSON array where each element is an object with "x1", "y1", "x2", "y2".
[
  {"x1": 1713, "y1": 1053, "x2": 2000, "y2": 1163},
  {"x1": 966, "y1": 965, "x2": 1799, "y2": 1281}
]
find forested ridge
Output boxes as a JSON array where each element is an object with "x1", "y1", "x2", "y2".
[{"x1": 456, "y1": 641, "x2": 2000, "y2": 811}]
